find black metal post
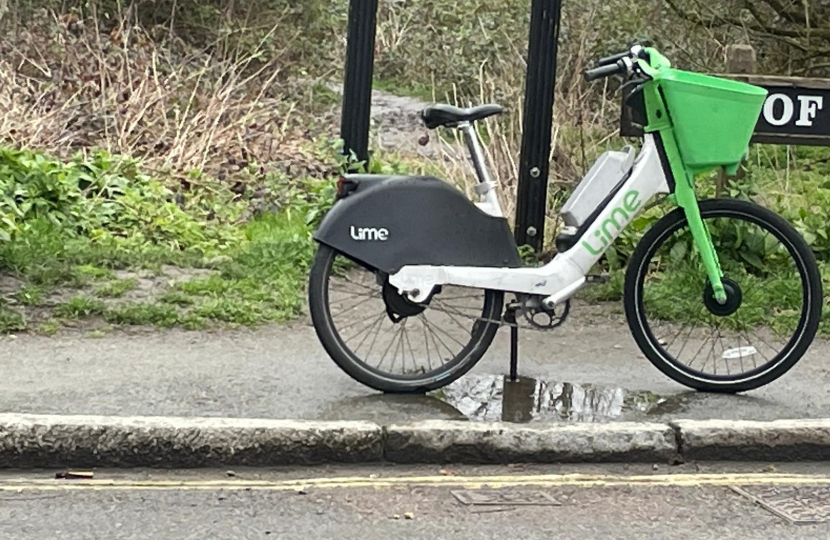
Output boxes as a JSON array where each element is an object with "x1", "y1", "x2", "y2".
[
  {"x1": 509, "y1": 324, "x2": 519, "y2": 382},
  {"x1": 515, "y1": 0, "x2": 562, "y2": 251},
  {"x1": 340, "y1": 0, "x2": 379, "y2": 166}
]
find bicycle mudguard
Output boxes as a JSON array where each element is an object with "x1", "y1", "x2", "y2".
[{"x1": 314, "y1": 175, "x2": 523, "y2": 274}]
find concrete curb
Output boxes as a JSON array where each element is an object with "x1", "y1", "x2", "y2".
[
  {"x1": 2, "y1": 414, "x2": 830, "y2": 468},
  {"x1": 0, "y1": 414, "x2": 383, "y2": 468},
  {"x1": 672, "y1": 419, "x2": 830, "y2": 462},
  {"x1": 385, "y1": 420, "x2": 678, "y2": 464}
]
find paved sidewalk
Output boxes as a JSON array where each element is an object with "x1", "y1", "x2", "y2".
[{"x1": 1, "y1": 305, "x2": 829, "y2": 424}]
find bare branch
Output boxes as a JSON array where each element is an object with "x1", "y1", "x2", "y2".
[
  {"x1": 758, "y1": 0, "x2": 808, "y2": 25},
  {"x1": 663, "y1": 0, "x2": 830, "y2": 41},
  {"x1": 664, "y1": 0, "x2": 746, "y2": 29}
]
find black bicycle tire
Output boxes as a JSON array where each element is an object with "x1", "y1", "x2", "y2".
[
  {"x1": 309, "y1": 244, "x2": 504, "y2": 393},
  {"x1": 624, "y1": 198, "x2": 822, "y2": 393}
]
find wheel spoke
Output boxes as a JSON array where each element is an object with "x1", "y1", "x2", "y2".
[
  {"x1": 423, "y1": 312, "x2": 468, "y2": 349},
  {"x1": 365, "y1": 313, "x2": 386, "y2": 361},
  {"x1": 347, "y1": 312, "x2": 386, "y2": 350},
  {"x1": 421, "y1": 314, "x2": 458, "y2": 361},
  {"x1": 737, "y1": 333, "x2": 745, "y2": 373},
  {"x1": 747, "y1": 329, "x2": 778, "y2": 361},
  {"x1": 377, "y1": 324, "x2": 403, "y2": 370},
  {"x1": 740, "y1": 331, "x2": 763, "y2": 368},
  {"x1": 663, "y1": 324, "x2": 687, "y2": 351},
  {"x1": 431, "y1": 300, "x2": 475, "y2": 336},
  {"x1": 716, "y1": 326, "x2": 730, "y2": 376},
  {"x1": 389, "y1": 322, "x2": 404, "y2": 374},
  {"x1": 337, "y1": 309, "x2": 386, "y2": 334},
  {"x1": 339, "y1": 275, "x2": 376, "y2": 292},
  {"x1": 673, "y1": 323, "x2": 698, "y2": 363},
  {"x1": 343, "y1": 311, "x2": 385, "y2": 343},
  {"x1": 421, "y1": 316, "x2": 434, "y2": 371},
  {"x1": 710, "y1": 325, "x2": 718, "y2": 376},
  {"x1": 330, "y1": 295, "x2": 379, "y2": 319},
  {"x1": 329, "y1": 286, "x2": 379, "y2": 299},
  {"x1": 403, "y1": 321, "x2": 418, "y2": 375},
  {"x1": 686, "y1": 330, "x2": 712, "y2": 369}
]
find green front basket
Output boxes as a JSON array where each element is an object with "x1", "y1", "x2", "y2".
[{"x1": 660, "y1": 70, "x2": 768, "y2": 175}]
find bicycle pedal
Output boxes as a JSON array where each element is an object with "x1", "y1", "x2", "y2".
[{"x1": 586, "y1": 274, "x2": 611, "y2": 284}]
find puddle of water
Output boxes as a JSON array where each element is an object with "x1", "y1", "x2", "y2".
[{"x1": 431, "y1": 374, "x2": 686, "y2": 423}]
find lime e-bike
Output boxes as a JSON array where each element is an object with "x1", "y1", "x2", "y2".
[{"x1": 309, "y1": 44, "x2": 822, "y2": 394}]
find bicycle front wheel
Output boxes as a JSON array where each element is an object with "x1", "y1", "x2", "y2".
[{"x1": 625, "y1": 198, "x2": 822, "y2": 393}]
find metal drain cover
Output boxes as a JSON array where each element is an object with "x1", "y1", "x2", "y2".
[
  {"x1": 732, "y1": 485, "x2": 830, "y2": 524},
  {"x1": 451, "y1": 489, "x2": 560, "y2": 506}
]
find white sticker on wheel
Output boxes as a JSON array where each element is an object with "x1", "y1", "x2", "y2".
[{"x1": 722, "y1": 346, "x2": 757, "y2": 360}]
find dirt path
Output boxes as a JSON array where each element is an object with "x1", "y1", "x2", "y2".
[{"x1": 327, "y1": 83, "x2": 463, "y2": 160}]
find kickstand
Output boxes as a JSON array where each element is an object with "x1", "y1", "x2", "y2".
[{"x1": 504, "y1": 307, "x2": 519, "y2": 382}]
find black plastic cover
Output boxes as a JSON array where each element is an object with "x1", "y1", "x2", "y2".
[{"x1": 314, "y1": 175, "x2": 523, "y2": 274}]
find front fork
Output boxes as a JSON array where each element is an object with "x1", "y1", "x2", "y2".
[{"x1": 660, "y1": 131, "x2": 727, "y2": 303}]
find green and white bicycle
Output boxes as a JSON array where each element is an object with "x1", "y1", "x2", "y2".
[{"x1": 309, "y1": 44, "x2": 823, "y2": 394}]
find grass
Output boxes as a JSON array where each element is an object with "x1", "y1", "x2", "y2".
[
  {"x1": 97, "y1": 279, "x2": 139, "y2": 299},
  {"x1": 0, "y1": 135, "x2": 339, "y2": 333},
  {"x1": 104, "y1": 303, "x2": 182, "y2": 328},
  {"x1": 2, "y1": 208, "x2": 323, "y2": 332},
  {"x1": 35, "y1": 319, "x2": 61, "y2": 336},
  {"x1": 14, "y1": 284, "x2": 50, "y2": 306},
  {"x1": 0, "y1": 304, "x2": 26, "y2": 333},
  {"x1": 53, "y1": 297, "x2": 107, "y2": 319}
]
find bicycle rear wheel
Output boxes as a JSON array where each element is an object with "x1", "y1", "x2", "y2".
[
  {"x1": 309, "y1": 244, "x2": 503, "y2": 393},
  {"x1": 624, "y1": 198, "x2": 822, "y2": 393}
]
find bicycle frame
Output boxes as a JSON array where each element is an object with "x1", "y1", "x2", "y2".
[
  {"x1": 390, "y1": 132, "x2": 670, "y2": 305},
  {"x1": 390, "y1": 47, "x2": 728, "y2": 307}
]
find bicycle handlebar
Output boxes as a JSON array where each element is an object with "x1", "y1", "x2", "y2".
[
  {"x1": 584, "y1": 60, "x2": 626, "y2": 82},
  {"x1": 584, "y1": 43, "x2": 655, "y2": 82},
  {"x1": 597, "y1": 51, "x2": 628, "y2": 67}
]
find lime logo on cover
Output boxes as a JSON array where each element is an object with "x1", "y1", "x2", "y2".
[
  {"x1": 582, "y1": 190, "x2": 641, "y2": 256},
  {"x1": 350, "y1": 226, "x2": 389, "y2": 241}
]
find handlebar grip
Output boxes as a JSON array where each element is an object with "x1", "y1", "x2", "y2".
[
  {"x1": 584, "y1": 60, "x2": 625, "y2": 82},
  {"x1": 597, "y1": 51, "x2": 628, "y2": 67}
]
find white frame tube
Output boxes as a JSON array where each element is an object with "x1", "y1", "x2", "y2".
[{"x1": 389, "y1": 134, "x2": 671, "y2": 304}]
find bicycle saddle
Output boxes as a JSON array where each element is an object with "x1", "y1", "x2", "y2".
[{"x1": 420, "y1": 104, "x2": 504, "y2": 129}]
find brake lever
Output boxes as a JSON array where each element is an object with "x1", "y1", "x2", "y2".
[{"x1": 617, "y1": 77, "x2": 650, "y2": 95}]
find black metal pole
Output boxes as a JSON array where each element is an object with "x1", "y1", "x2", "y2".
[
  {"x1": 515, "y1": 0, "x2": 562, "y2": 251},
  {"x1": 509, "y1": 324, "x2": 519, "y2": 382},
  {"x1": 340, "y1": 0, "x2": 379, "y2": 166}
]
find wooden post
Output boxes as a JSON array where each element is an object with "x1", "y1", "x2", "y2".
[{"x1": 717, "y1": 44, "x2": 757, "y2": 196}]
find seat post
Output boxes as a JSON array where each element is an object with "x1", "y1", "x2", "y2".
[
  {"x1": 458, "y1": 122, "x2": 503, "y2": 217},
  {"x1": 459, "y1": 122, "x2": 492, "y2": 185}
]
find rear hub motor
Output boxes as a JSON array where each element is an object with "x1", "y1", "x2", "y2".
[
  {"x1": 382, "y1": 280, "x2": 427, "y2": 322},
  {"x1": 703, "y1": 277, "x2": 742, "y2": 317}
]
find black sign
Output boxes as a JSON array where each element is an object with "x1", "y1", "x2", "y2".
[{"x1": 621, "y1": 75, "x2": 830, "y2": 146}]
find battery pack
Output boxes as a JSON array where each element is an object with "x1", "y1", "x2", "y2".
[{"x1": 560, "y1": 147, "x2": 636, "y2": 228}]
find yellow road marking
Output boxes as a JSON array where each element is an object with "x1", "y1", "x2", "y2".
[{"x1": 0, "y1": 473, "x2": 829, "y2": 491}]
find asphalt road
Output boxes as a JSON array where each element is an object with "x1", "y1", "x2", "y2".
[
  {"x1": 1, "y1": 304, "x2": 829, "y2": 423},
  {"x1": 3, "y1": 463, "x2": 830, "y2": 539}
]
